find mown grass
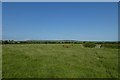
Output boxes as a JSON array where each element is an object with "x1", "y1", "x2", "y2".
[{"x1": 2, "y1": 44, "x2": 118, "y2": 78}]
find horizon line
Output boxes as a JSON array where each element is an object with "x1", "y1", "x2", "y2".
[{"x1": 1, "y1": 39, "x2": 119, "y2": 42}]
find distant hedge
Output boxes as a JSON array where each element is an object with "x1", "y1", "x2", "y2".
[
  {"x1": 83, "y1": 43, "x2": 96, "y2": 48},
  {"x1": 101, "y1": 44, "x2": 119, "y2": 49}
]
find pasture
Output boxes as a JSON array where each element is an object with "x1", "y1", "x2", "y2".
[{"x1": 2, "y1": 44, "x2": 118, "y2": 78}]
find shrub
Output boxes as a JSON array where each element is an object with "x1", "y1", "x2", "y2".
[
  {"x1": 101, "y1": 44, "x2": 119, "y2": 49},
  {"x1": 83, "y1": 43, "x2": 96, "y2": 48}
]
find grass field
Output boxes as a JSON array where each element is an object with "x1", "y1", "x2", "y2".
[
  {"x1": 0, "y1": 44, "x2": 2, "y2": 79},
  {"x1": 2, "y1": 44, "x2": 118, "y2": 78}
]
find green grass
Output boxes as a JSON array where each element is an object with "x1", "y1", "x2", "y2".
[
  {"x1": 2, "y1": 44, "x2": 118, "y2": 78},
  {"x1": 0, "y1": 44, "x2": 2, "y2": 79}
]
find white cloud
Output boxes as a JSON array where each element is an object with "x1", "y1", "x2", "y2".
[{"x1": 24, "y1": 38, "x2": 31, "y2": 41}]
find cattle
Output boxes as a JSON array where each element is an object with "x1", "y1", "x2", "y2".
[{"x1": 95, "y1": 45, "x2": 101, "y2": 48}]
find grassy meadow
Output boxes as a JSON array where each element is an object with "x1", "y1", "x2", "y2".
[
  {"x1": 2, "y1": 44, "x2": 118, "y2": 78},
  {"x1": 0, "y1": 44, "x2": 2, "y2": 79}
]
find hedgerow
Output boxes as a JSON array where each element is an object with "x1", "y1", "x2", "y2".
[{"x1": 83, "y1": 43, "x2": 96, "y2": 48}]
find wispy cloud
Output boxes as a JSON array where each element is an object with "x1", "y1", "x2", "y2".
[{"x1": 24, "y1": 38, "x2": 31, "y2": 41}]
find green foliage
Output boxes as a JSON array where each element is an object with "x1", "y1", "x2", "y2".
[
  {"x1": 83, "y1": 42, "x2": 96, "y2": 48},
  {"x1": 101, "y1": 44, "x2": 119, "y2": 49},
  {"x1": 2, "y1": 40, "x2": 118, "y2": 46}
]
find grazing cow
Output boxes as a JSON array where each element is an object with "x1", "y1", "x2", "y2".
[
  {"x1": 80, "y1": 44, "x2": 84, "y2": 48},
  {"x1": 95, "y1": 45, "x2": 101, "y2": 48}
]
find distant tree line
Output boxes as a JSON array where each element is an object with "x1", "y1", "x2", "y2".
[
  {"x1": 1, "y1": 40, "x2": 120, "y2": 49},
  {"x1": 82, "y1": 42, "x2": 119, "y2": 49},
  {"x1": 1, "y1": 40, "x2": 119, "y2": 44},
  {"x1": 1, "y1": 40, "x2": 83, "y2": 44}
]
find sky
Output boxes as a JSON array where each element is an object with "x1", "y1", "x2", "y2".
[
  {"x1": 2, "y1": 2, "x2": 118, "y2": 41},
  {"x1": 0, "y1": 2, "x2": 2, "y2": 40}
]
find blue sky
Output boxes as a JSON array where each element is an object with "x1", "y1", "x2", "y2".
[
  {"x1": 2, "y1": 2, "x2": 118, "y2": 41},
  {"x1": 0, "y1": 2, "x2": 2, "y2": 40}
]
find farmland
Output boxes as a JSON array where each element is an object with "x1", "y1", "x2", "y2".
[{"x1": 2, "y1": 44, "x2": 118, "y2": 78}]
